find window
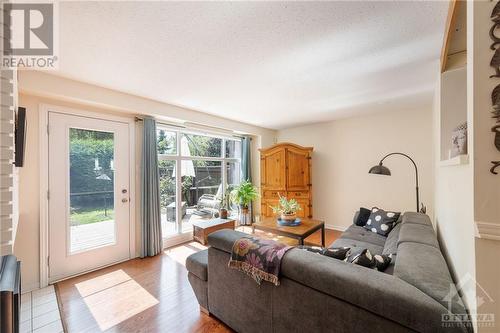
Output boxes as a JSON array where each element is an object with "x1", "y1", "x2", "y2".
[
  {"x1": 226, "y1": 161, "x2": 241, "y2": 214},
  {"x1": 157, "y1": 128, "x2": 242, "y2": 239},
  {"x1": 157, "y1": 130, "x2": 176, "y2": 155},
  {"x1": 158, "y1": 159, "x2": 176, "y2": 235},
  {"x1": 69, "y1": 128, "x2": 116, "y2": 253},
  {"x1": 182, "y1": 133, "x2": 222, "y2": 157}
]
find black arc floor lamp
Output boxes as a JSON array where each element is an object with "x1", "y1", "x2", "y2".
[{"x1": 368, "y1": 152, "x2": 421, "y2": 212}]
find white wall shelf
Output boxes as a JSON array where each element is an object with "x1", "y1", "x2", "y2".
[
  {"x1": 440, "y1": 67, "x2": 467, "y2": 161},
  {"x1": 439, "y1": 154, "x2": 469, "y2": 167}
]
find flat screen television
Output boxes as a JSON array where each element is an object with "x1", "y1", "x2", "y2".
[{"x1": 14, "y1": 107, "x2": 26, "y2": 167}]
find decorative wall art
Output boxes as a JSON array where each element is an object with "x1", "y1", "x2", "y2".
[
  {"x1": 489, "y1": 1, "x2": 500, "y2": 175},
  {"x1": 493, "y1": 124, "x2": 500, "y2": 150},
  {"x1": 490, "y1": 2, "x2": 500, "y2": 49},
  {"x1": 490, "y1": 49, "x2": 500, "y2": 78}
]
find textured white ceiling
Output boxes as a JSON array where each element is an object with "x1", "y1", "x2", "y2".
[{"x1": 56, "y1": 1, "x2": 448, "y2": 129}]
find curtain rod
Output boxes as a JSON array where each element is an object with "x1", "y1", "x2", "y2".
[
  {"x1": 134, "y1": 116, "x2": 250, "y2": 140},
  {"x1": 134, "y1": 116, "x2": 185, "y2": 129}
]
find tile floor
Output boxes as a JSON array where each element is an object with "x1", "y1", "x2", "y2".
[{"x1": 20, "y1": 285, "x2": 64, "y2": 333}]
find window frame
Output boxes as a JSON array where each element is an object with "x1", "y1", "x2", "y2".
[{"x1": 157, "y1": 127, "x2": 242, "y2": 240}]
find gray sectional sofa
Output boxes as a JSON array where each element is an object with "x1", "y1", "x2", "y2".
[{"x1": 186, "y1": 212, "x2": 472, "y2": 332}]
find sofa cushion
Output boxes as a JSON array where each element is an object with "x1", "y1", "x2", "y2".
[
  {"x1": 382, "y1": 223, "x2": 402, "y2": 255},
  {"x1": 394, "y1": 242, "x2": 468, "y2": 317},
  {"x1": 186, "y1": 249, "x2": 208, "y2": 281},
  {"x1": 340, "y1": 225, "x2": 387, "y2": 247},
  {"x1": 402, "y1": 212, "x2": 433, "y2": 227},
  {"x1": 207, "y1": 229, "x2": 248, "y2": 253},
  {"x1": 188, "y1": 272, "x2": 208, "y2": 309},
  {"x1": 364, "y1": 208, "x2": 400, "y2": 236},
  {"x1": 330, "y1": 238, "x2": 384, "y2": 255},
  {"x1": 398, "y1": 223, "x2": 439, "y2": 249}
]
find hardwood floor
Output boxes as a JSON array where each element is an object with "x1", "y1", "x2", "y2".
[{"x1": 56, "y1": 228, "x2": 340, "y2": 332}]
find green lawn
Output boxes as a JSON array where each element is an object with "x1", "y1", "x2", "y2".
[{"x1": 70, "y1": 207, "x2": 115, "y2": 226}]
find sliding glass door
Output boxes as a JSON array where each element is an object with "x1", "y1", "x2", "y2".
[{"x1": 157, "y1": 128, "x2": 242, "y2": 241}]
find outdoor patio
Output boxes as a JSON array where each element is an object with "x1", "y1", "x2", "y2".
[
  {"x1": 161, "y1": 206, "x2": 224, "y2": 235},
  {"x1": 70, "y1": 220, "x2": 115, "y2": 253},
  {"x1": 69, "y1": 208, "x2": 230, "y2": 254}
]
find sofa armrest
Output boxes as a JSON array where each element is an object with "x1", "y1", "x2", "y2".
[
  {"x1": 207, "y1": 229, "x2": 248, "y2": 253},
  {"x1": 281, "y1": 249, "x2": 468, "y2": 333}
]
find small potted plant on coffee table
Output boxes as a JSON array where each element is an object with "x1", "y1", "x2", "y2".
[{"x1": 270, "y1": 194, "x2": 302, "y2": 225}]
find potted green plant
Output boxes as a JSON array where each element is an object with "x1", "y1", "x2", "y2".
[
  {"x1": 230, "y1": 181, "x2": 259, "y2": 222},
  {"x1": 270, "y1": 194, "x2": 302, "y2": 222},
  {"x1": 219, "y1": 187, "x2": 231, "y2": 219}
]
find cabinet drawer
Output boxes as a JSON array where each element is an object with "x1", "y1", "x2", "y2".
[
  {"x1": 263, "y1": 190, "x2": 283, "y2": 198},
  {"x1": 287, "y1": 191, "x2": 309, "y2": 198}
]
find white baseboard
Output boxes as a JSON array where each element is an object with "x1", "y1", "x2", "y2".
[
  {"x1": 325, "y1": 224, "x2": 348, "y2": 232},
  {"x1": 163, "y1": 232, "x2": 193, "y2": 249},
  {"x1": 475, "y1": 221, "x2": 500, "y2": 241}
]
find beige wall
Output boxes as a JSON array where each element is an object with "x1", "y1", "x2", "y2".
[
  {"x1": 471, "y1": 1, "x2": 500, "y2": 227},
  {"x1": 14, "y1": 73, "x2": 276, "y2": 291},
  {"x1": 277, "y1": 107, "x2": 434, "y2": 230},
  {"x1": 433, "y1": 71, "x2": 476, "y2": 312},
  {"x1": 433, "y1": 1, "x2": 500, "y2": 328},
  {"x1": 470, "y1": 1, "x2": 500, "y2": 331}
]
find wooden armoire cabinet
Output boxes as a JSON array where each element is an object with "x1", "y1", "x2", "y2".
[{"x1": 259, "y1": 143, "x2": 313, "y2": 219}]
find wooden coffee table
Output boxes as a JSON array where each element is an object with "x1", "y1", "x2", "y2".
[
  {"x1": 252, "y1": 217, "x2": 325, "y2": 246},
  {"x1": 192, "y1": 218, "x2": 236, "y2": 245}
]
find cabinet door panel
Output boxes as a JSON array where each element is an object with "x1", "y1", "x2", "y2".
[
  {"x1": 295, "y1": 199, "x2": 310, "y2": 219},
  {"x1": 262, "y1": 148, "x2": 286, "y2": 190},
  {"x1": 262, "y1": 199, "x2": 279, "y2": 218},
  {"x1": 286, "y1": 148, "x2": 310, "y2": 191}
]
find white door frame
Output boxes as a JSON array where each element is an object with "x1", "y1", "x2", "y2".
[{"x1": 39, "y1": 103, "x2": 136, "y2": 287}]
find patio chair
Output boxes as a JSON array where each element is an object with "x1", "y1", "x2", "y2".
[{"x1": 193, "y1": 184, "x2": 223, "y2": 217}]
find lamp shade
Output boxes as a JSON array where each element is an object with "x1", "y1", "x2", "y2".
[{"x1": 368, "y1": 163, "x2": 391, "y2": 176}]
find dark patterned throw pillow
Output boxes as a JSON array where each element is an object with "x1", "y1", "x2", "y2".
[
  {"x1": 322, "y1": 247, "x2": 351, "y2": 260},
  {"x1": 346, "y1": 248, "x2": 392, "y2": 271},
  {"x1": 373, "y1": 254, "x2": 393, "y2": 271},
  {"x1": 299, "y1": 246, "x2": 392, "y2": 272},
  {"x1": 363, "y1": 207, "x2": 401, "y2": 236},
  {"x1": 346, "y1": 248, "x2": 374, "y2": 268},
  {"x1": 298, "y1": 245, "x2": 323, "y2": 254},
  {"x1": 298, "y1": 246, "x2": 351, "y2": 260},
  {"x1": 354, "y1": 207, "x2": 372, "y2": 226}
]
